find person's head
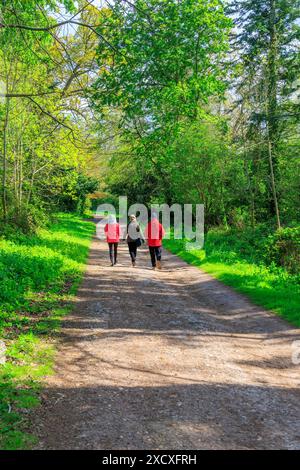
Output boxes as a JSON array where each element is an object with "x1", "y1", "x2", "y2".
[
  {"x1": 129, "y1": 214, "x2": 136, "y2": 223},
  {"x1": 151, "y1": 211, "x2": 158, "y2": 220},
  {"x1": 108, "y1": 214, "x2": 116, "y2": 224}
]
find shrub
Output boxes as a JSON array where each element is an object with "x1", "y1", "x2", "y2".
[
  {"x1": 10, "y1": 205, "x2": 49, "y2": 234},
  {"x1": 1, "y1": 204, "x2": 50, "y2": 236},
  {"x1": 265, "y1": 227, "x2": 300, "y2": 275}
]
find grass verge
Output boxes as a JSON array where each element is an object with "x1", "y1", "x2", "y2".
[
  {"x1": 164, "y1": 232, "x2": 300, "y2": 328},
  {"x1": 0, "y1": 213, "x2": 95, "y2": 449}
]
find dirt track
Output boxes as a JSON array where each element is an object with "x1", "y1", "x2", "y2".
[{"x1": 31, "y1": 225, "x2": 300, "y2": 450}]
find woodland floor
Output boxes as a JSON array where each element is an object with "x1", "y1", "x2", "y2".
[{"x1": 29, "y1": 219, "x2": 300, "y2": 450}]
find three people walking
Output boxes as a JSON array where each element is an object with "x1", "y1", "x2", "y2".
[{"x1": 104, "y1": 213, "x2": 165, "y2": 269}]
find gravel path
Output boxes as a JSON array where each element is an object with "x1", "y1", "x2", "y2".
[{"x1": 31, "y1": 224, "x2": 300, "y2": 449}]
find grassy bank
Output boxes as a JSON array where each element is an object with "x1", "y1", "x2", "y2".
[
  {"x1": 0, "y1": 214, "x2": 95, "y2": 450},
  {"x1": 164, "y1": 228, "x2": 300, "y2": 328}
]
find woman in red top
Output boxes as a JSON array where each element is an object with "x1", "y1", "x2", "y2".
[
  {"x1": 145, "y1": 212, "x2": 165, "y2": 270},
  {"x1": 104, "y1": 215, "x2": 120, "y2": 266}
]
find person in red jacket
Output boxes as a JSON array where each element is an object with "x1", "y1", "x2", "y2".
[
  {"x1": 145, "y1": 212, "x2": 165, "y2": 270},
  {"x1": 104, "y1": 215, "x2": 120, "y2": 266}
]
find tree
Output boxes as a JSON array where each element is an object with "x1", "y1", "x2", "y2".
[
  {"x1": 94, "y1": 0, "x2": 231, "y2": 129},
  {"x1": 227, "y1": 0, "x2": 300, "y2": 228},
  {"x1": 0, "y1": 0, "x2": 100, "y2": 227},
  {"x1": 92, "y1": 0, "x2": 232, "y2": 212}
]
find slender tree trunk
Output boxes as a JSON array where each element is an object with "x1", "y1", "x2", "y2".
[
  {"x1": 27, "y1": 156, "x2": 36, "y2": 206},
  {"x1": 16, "y1": 114, "x2": 26, "y2": 211},
  {"x1": 2, "y1": 96, "x2": 10, "y2": 221},
  {"x1": 268, "y1": 0, "x2": 279, "y2": 145},
  {"x1": 13, "y1": 150, "x2": 18, "y2": 203},
  {"x1": 19, "y1": 137, "x2": 23, "y2": 210},
  {"x1": 250, "y1": 190, "x2": 255, "y2": 228},
  {"x1": 267, "y1": 123, "x2": 281, "y2": 229},
  {"x1": 267, "y1": 0, "x2": 280, "y2": 221}
]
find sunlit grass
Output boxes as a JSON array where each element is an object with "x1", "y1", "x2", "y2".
[
  {"x1": 164, "y1": 233, "x2": 300, "y2": 328},
  {"x1": 0, "y1": 214, "x2": 95, "y2": 450}
]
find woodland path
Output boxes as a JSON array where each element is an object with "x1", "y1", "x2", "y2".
[{"x1": 30, "y1": 219, "x2": 300, "y2": 449}]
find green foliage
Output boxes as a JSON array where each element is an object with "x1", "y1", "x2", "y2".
[
  {"x1": 95, "y1": 0, "x2": 299, "y2": 233},
  {"x1": 226, "y1": 0, "x2": 300, "y2": 225},
  {"x1": 95, "y1": 0, "x2": 231, "y2": 126},
  {"x1": 0, "y1": 214, "x2": 94, "y2": 450},
  {"x1": 265, "y1": 227, "x2": 300, "y2": 275},
  {"x1": 0, "y1": 1, "x2": 298, "y2": 450},
  {"x1": 5, "y1": 204, "x2": 49, "y2": 234},
  {"x1": 90, "y1": 194, "x2": 120, "y2": 212},
  {"x1": 0, "y1": 1, "x2": 100, "y2": 227},
  {"x1": 0, "y1": 1, "x2": 75, "y2": 59},
  {"x1": 75, "y1": 174, "x2": 99, "y2": 215},
  {"x1": 227, "y1": 0, "x2": 300, "y2": 93},
  {"x1": 57, "y1": 173, "x2": 99, "y2": 215},
  {"x1": 93, "y1": 0, "x2": 232, "y2": 211}
]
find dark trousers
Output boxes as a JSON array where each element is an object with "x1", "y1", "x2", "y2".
[
  {"x1": 108, "y1": 242, "x2": 118, "y2": 264},
  {"x1": 149, "y1": 246, "x2": 162, "y2": 267},
  {"x1": 128, "y1": 241, "x2": 137, "y2": 262}
]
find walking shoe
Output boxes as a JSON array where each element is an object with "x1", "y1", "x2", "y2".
[
  {"x1": 151, "y1": 266, "x2": 156, "y2": 270},
  {"x1": 156, "y1": 260, "x2": 162, "y2": 270},
  {"x1": 132, "y1": 261, "x2": 136, "y2": 267}
]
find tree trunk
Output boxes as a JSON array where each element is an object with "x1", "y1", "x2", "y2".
[
  {"x1": 250, "y1": 190, "x2": 255, "y2": 228},
  {"x1": 267, "y1": 0, "x2": 280, "y2": 220},
  {"x1": 267, "y1": 123, "x2": 281, "y2": 229},
  {"x1": 267, "y1": 0, "x2": 279, "y2": 144},
  {"x1": 2, "y1": 96, "x2": 10, "y2": 221}
]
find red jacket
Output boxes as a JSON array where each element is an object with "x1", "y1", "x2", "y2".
[
  {"x1": 145, "y1": 219, "x2": 165, "y2": 247},
  {"x1": 104, "y1": 223, "x2": 120, "y2": 243}
]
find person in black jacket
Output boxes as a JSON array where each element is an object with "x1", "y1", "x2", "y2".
[{"x1": 125, "y1": 214, "x2": 144, "y2": 267}]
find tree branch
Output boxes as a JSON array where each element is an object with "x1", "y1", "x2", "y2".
[
  {"x1": 0, "y1": 88, "x2": 86, "y2": 98},
  {"x1": 27, "y1": 97, "x2": 75, "y2": 136},
  {"x1": 0, "y1": 19, "x2": 118, "y2": 52}
]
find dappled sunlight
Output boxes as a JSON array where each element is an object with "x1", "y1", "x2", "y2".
[
  {"x1": 26, "y1": 231, "x2": 300, "y2": 450},
  {"x1": 0, "y1": 0, "x2": 299, "y2": 452}
]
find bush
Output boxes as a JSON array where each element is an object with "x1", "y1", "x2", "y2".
[
  {"x1": 204, "y1": 224, "x2": 273, "y2": 265},
  {"x1": 90, "y1": 194, "x2": 120, "y2": 212},
  {"x1": 13, "y1": 205, "x2": 48, "y2": 234},
  {"x1": 265, "y1": 227, "x2": 300, "y2": 275},
  {"x1": 0, "y1": 205, "x2": 50, "y2": 236},
  {"x1": 227, "y1": 207, "x2": 248, "y2": 229}
]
